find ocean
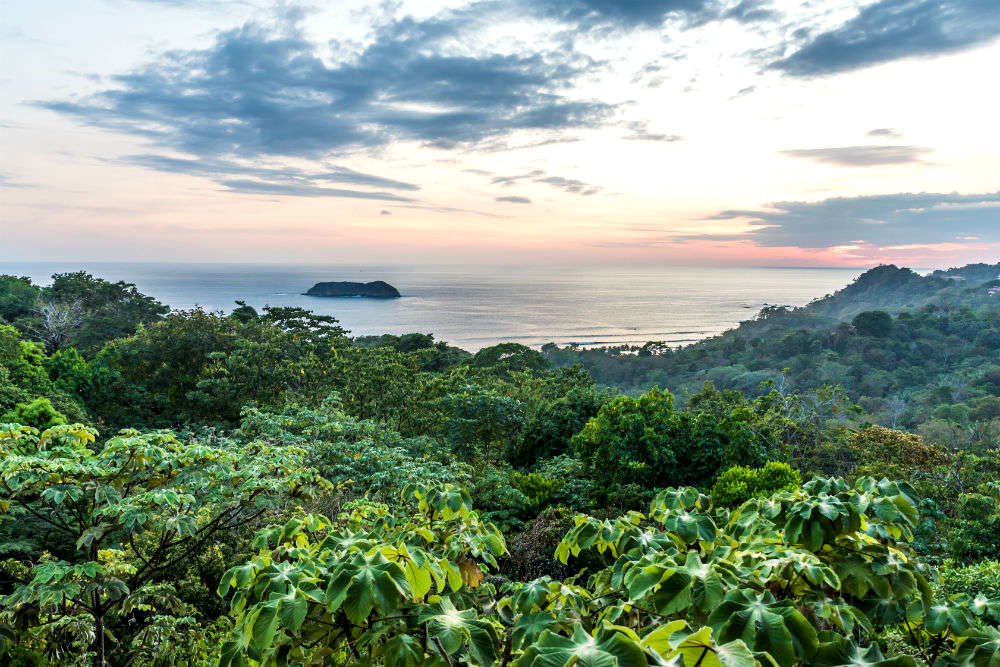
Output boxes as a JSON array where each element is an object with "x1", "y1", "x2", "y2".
[{"x1": 0, "y1": 263, "x2": 863, "y2": 351}]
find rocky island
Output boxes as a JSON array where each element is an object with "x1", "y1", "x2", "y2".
[{"x1": 303, "y1": 280, "x2": 401, "y2": 298}]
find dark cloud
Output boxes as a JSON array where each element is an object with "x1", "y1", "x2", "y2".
[
  {"x1": 722, "y1": 0, "x2": 776, "y2": 23},
  {"x1": 532, "y1": 0, "x2": 710, "y2": 29},
  {"x1": 780, "y1": 145, "x2": 931, "y2": 166},
  {"x1": 40, "y1": 11, "x2": 614, "y2": 162},
  {"x1": 702, "y1": 191, "x2": 1000, "y2": 247},
  {"x1": 868, "y1": 128, "x2": 902, "y2": 138},
  {"x1": 528, "y1": 0, "x2": 777, "y2": 30},
  {"x1": 770, "y1": 0, "x2": 1000, "y2": 77},
  {"x1": 496, "y1": 195, "x2": 532, "y2": 203}
]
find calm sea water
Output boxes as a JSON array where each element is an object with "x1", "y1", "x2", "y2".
[{"x1": 1, "y1": 263, "x2": 862, "y2": 351}]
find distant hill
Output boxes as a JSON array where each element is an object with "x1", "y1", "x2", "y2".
[
  {"x1": 932, "y1": 262, "x2": 1000, "y2": 284},
  {"x1": 737, "y1": 262, "x2": 1000, "y2": 337}
]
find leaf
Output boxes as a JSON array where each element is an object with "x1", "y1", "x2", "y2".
[
  {"x1": 516, "y1": 625, "x2": 647, "y2": 667},
  {"x1": 382, "y1": 634, "x2": 427, "y2": 667},
  {"x1": 279, "y1": 590, "x2": 308, "y2": 633},
  {"x1": 327, "y1": 552, "x2": 410, "y2": 624},
  {"x1": 512, "y1": 612, "x2": 561, "y2": 650},
  {"x1": 709, "y1": 590, "x2": 817, "y2": 667},
  {"x1": 954, "y1": 626, "x2": 1000, "y2": 667},
  {"x1": 812, "y1": 635, "x2": 916, "y2": 667},
  {"x1": 248, "y1": 600, "x2": 280, "y2": 655},
  {"x1": 419, "y1": 598, "x2": 500, "y2": 665}
]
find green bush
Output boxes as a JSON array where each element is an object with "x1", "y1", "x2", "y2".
[
  {"x1": 534, "y1": 454, "x2": 595, "y2": 511},
  {"x1": 711, "y1": 461, "x2": 802, "y2": 507},
  {"x1": 948, "y1": 484, "x2": 1000, "y2": 561},
  {"x1": 936, "y1": 559, "x2": 1000, "y2": 601},
  {"x1": 852, "y1": 310, "x2": 894, "y2": 337},
  {"x1": 511, "y1": 471, "x2": 564, "y2": 514},
  {"x1": 572, "y1": 387, "x2": 766, "y2": 503},
  {"x1": 1, "y1": 396, "x2": 67, "y2": 430}
]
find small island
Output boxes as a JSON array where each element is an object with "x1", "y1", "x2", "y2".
[{"x1": 303, "y1": 280, "x2": 401, "y2": 298}]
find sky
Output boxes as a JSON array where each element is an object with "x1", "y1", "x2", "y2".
[{"x1": 2, "y1": 0, "x2": 1000, "y2": 267}]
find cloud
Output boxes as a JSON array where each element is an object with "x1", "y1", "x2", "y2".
[
  {"x1": 531, "y1": 0, "x2": 711, "y2": 29},
  {"x1": 492, "y1": 170, "x2": 546, "y2": 186},
  {"x1": 40, "y1": 12, "x2": 615, "y2": 160},
  {"x1": 780, "y1": 145, "x2": 932, "y2": 166},
  {"x1": 491, "y1": 169, "x2": 602, "y2": 195},
  {"x1": 380, "y1": 209, "x2": 392, "y2": 215},
  {"x1": 868, "y1": 128, "x2": 902, "y2": 139},
  {"x1": 496, "y1": 195, "x2": 532, "y2": 203},
  {"x1": 701, "y1": 191, "x2": 1000, "y2": 248},
  {"x1": 536, "y1": 176, "x2": 602, "y2": 195},
  {"x1": 391, "y1": 203, "x2": 502, "y2": 218},
  {"x1": 125, "y1": 154, "x2": 421, "y2": 192},
  {"x1": 0, "y1": 174, "x2": 28, "y2": 188},
  {"x1": 770, "y1": 0, "x2": 1000, "y2": 77},
  {"x1": 721, "y1": 0, "x2": 776, "y2": 23},
  {"x1": 622, "y1": 121, "x2": 684, "y2": 142},
  {"x1": 218, "y1": 179, "x2": 415, "y2": 201},
  {"x1": 527, "y1": 0, "x2": 779, "y2": 30}
]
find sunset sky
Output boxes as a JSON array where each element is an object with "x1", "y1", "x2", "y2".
[{"x1": 3, "y1": 0, "x2": 999, "y2": 267}]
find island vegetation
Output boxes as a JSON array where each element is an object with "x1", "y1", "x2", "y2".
[
  {"x1": 304, "y1": 280, "x2": 401, "y2": 298},
  {"x1": 0, "y1": 264, "x2": 998, "y2": 667}
]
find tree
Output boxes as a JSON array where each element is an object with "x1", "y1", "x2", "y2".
[
  {"x1": 29, "y1": 301, "x2": 84, "y2": 354},
  {"x1": 0, "y1": 324, "x2": 87, "y2": 423},
  {"x1": 571, "y1": 388, "x2": 765, "y2": 505},
  {"x1": 0, "y1": 424, "x2": 328, "y2": 667},
  {"x1": 852, "y1": 310, "x2": 894, "y2": 337},
  {"x1": 41, "y1": 273, "x2": 169, "y2": 355},
  {"x1": 510, "y1": 386, "x2": 608, "y2": 468},
  {"x1": 848, "y1": 426, "x2": 949, "y2": 480},
  {"x1": 0, "y1": 275, "x2": 42, "y2": 324},
  {"x1": 86, "y1": 307, "x2": 350, "y2": 426},
  {"x1": 469, "y1": 343, "x2": 550, "y2": 378}
]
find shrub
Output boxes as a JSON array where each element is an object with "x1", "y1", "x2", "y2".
[
  {"x1": 572, "y1": 387, "x2": 765, "y2": 502},
  {"x1": 852, "y1": 310, "x2": 893, "y2": 337},
  {"x1": 1, "y1": 396, "x2": 67, "y2": 430},
  {"x1": 533, "y1": 454, "x2": 595, "y2": 511},
  {"x1": 511, "y1": 472, "x2": 564, "y2": 514},
  {"x1": 711, "y1": 462, "x2": 802, "y2": 507},
  {"x1": 948, "y1": 484, "x2": 1000, "y2": 562},
  {"x1": 501, "y1": 506, "x2": 575, "y2": 581},
  {"x1": 848, "y1": 425, "x2": 950, "y2": 479},
  {"x1": 936, "y1": 559, "x2": 1000, "y2": 601}
]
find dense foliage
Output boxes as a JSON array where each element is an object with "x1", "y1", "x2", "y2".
[{"x1": 0, "y1": 265, "x2": 998, "y2": 666}]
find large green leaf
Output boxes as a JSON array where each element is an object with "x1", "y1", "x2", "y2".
[
  {"x1": 326, "y1": 551, "x2": 410, "y2": 624},
  {"x1": 709, "y1": 590, "x2": 817, "y2": 667},
  {"x1": 516, "y1": 625, "x2": 647, "y2": 667},
  {"x1": 812, "y1": 635, "x2": 916, "y2": 667}
]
